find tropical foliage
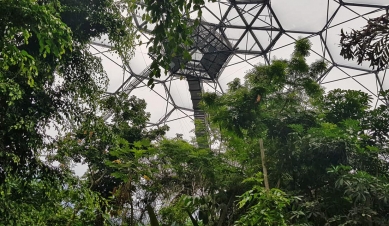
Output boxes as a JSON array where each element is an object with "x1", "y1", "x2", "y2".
[{"x1": 1, "y1": 1, "x2": 389, "y2": 226}]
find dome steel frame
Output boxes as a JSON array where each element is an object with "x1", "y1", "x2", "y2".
[{"x1": 92, "y1": 0, "x2": 389, "y2": 139}]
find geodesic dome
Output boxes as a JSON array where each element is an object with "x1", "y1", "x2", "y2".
[{"x1": 92, "y1": 0, "x2": 389, "y2": 140}]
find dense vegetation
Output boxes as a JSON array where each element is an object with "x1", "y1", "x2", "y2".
[
  {"x1": 200, "y1": 39, "x2": 389, "y2": 225},
  {"x1": 1, "y1": 1, "x2": 389, "y2": 226}
]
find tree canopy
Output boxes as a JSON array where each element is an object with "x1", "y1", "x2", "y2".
[
  {"x1": 1, "y1": 1, "x2": 389, "y2": 226},
  {"x1": 200, "y1": 39, "x2": 389, "y2": 226},
  {"x1": 0, "y1": 0, "x2": 135, "y2": 182}
]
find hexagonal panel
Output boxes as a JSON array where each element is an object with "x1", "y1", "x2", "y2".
[{"x1": 272, "y1": 0, "x2": 338, "y2": 32}]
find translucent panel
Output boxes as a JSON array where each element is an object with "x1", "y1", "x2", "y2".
[
  {"x1": 192, "y1": 50, "x2": 204, "y2": 61},
  {"x1": 219, "y1": 55, "x2": 252, "y2": 90},
  {"x1": 269, "y1": 39, "x2": 295, "y2": 60},
  {"x1": 224, "y1": 28, "x2": 246, "y2": 45},
  {"x1": 235, "y1": 4, "x2": 262, "y2": 25},
  {"x1": 164, "y1": 110, "x2": 195, "y2": 140},
  {"x1": 377, "y1": 70, "x2": 389, "y2": 91},
  {"x1": 98, "y1": 51, "x2": 131, "y2": 93},
  {"x1": 128, "y1": 44, "x2": 152, "y2": 74},
  {"x1": 235, "y1": 0, "x2": 267, "y2": 4},
  {"x1": 131, "y1": 83, "x2": 170, "y2": 123},
  {"x1": 158, "y1": 102, "x2": 175, "y2": 123},
  {"x1": 189, "y1": 11, "x2": 200, "y2": 20},
  {"x1": 348, "y1": 72, "x2": 379, "y2": 95},
  {"x1": 343, "y1": 0, "x2": 389, "y2": 5},
  {"x1": 237, "y1": 31, "x2": 258, "y2": 51},
  {"x1": 252, "y1": 29, "x2": 280, "y2": 51},
  {"x1": 271, "y1": 0, "x2": 338, "y2": 32},
  {"x1": 203, "y1": 3, "x2": 223, "y2": 24},
  {"x1": 321, "y1": 67, "x2": 349, "y2": 84},
  {"x1": 346, "y1": 5, "x2": 385, "y2": 18},
  {"x1": 168, "y1": 78, "x2": 193, "y2": 109},
  {"x1": 226, "y1": 7, "x2": 245, "y2": 26},
  {"x1": 246, "y1": 55, "x2": 266, "y2": 66},
  {"x1": 328, "y1": 5, "x2": 359, "y2": 28},
  {"x1": 271, "y1": 33, "x2": 295, "y2": 52},
  {"x1": 352, "y1": 73, "x2": 380, "y2": 107},
  {"x1": 203, "y1": 1, "x2": 229, "y2": 20},
  {"x1": 252, "y1": 5, "x2": 280, "y2": 28},
  {"x1": 203, "y1": 82, "x2": 219, "y2": 93},
  {"x1": 304, "y1": 35, "x2": 326, "y2": 60},
  {"x1": 323, "y1": 67, "x2": 377, "y2": 96},
  {"x1": 323, "y1": 71, "x2": 367, "y2": 92},
  {"x1": 215, "y1": 83, "x2": 224, "y2": 94}
]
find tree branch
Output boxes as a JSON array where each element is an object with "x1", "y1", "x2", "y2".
[{"x1": 259, "y1": 139, "x2": 270, "y2": 191}]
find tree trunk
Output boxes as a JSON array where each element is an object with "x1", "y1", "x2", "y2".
[
  {"x1": 218, "y1": 193, "x2": 234, "y2": 226},
  {"x1": 259, "y1": 139, "x2": 270, "y2": 191}
]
